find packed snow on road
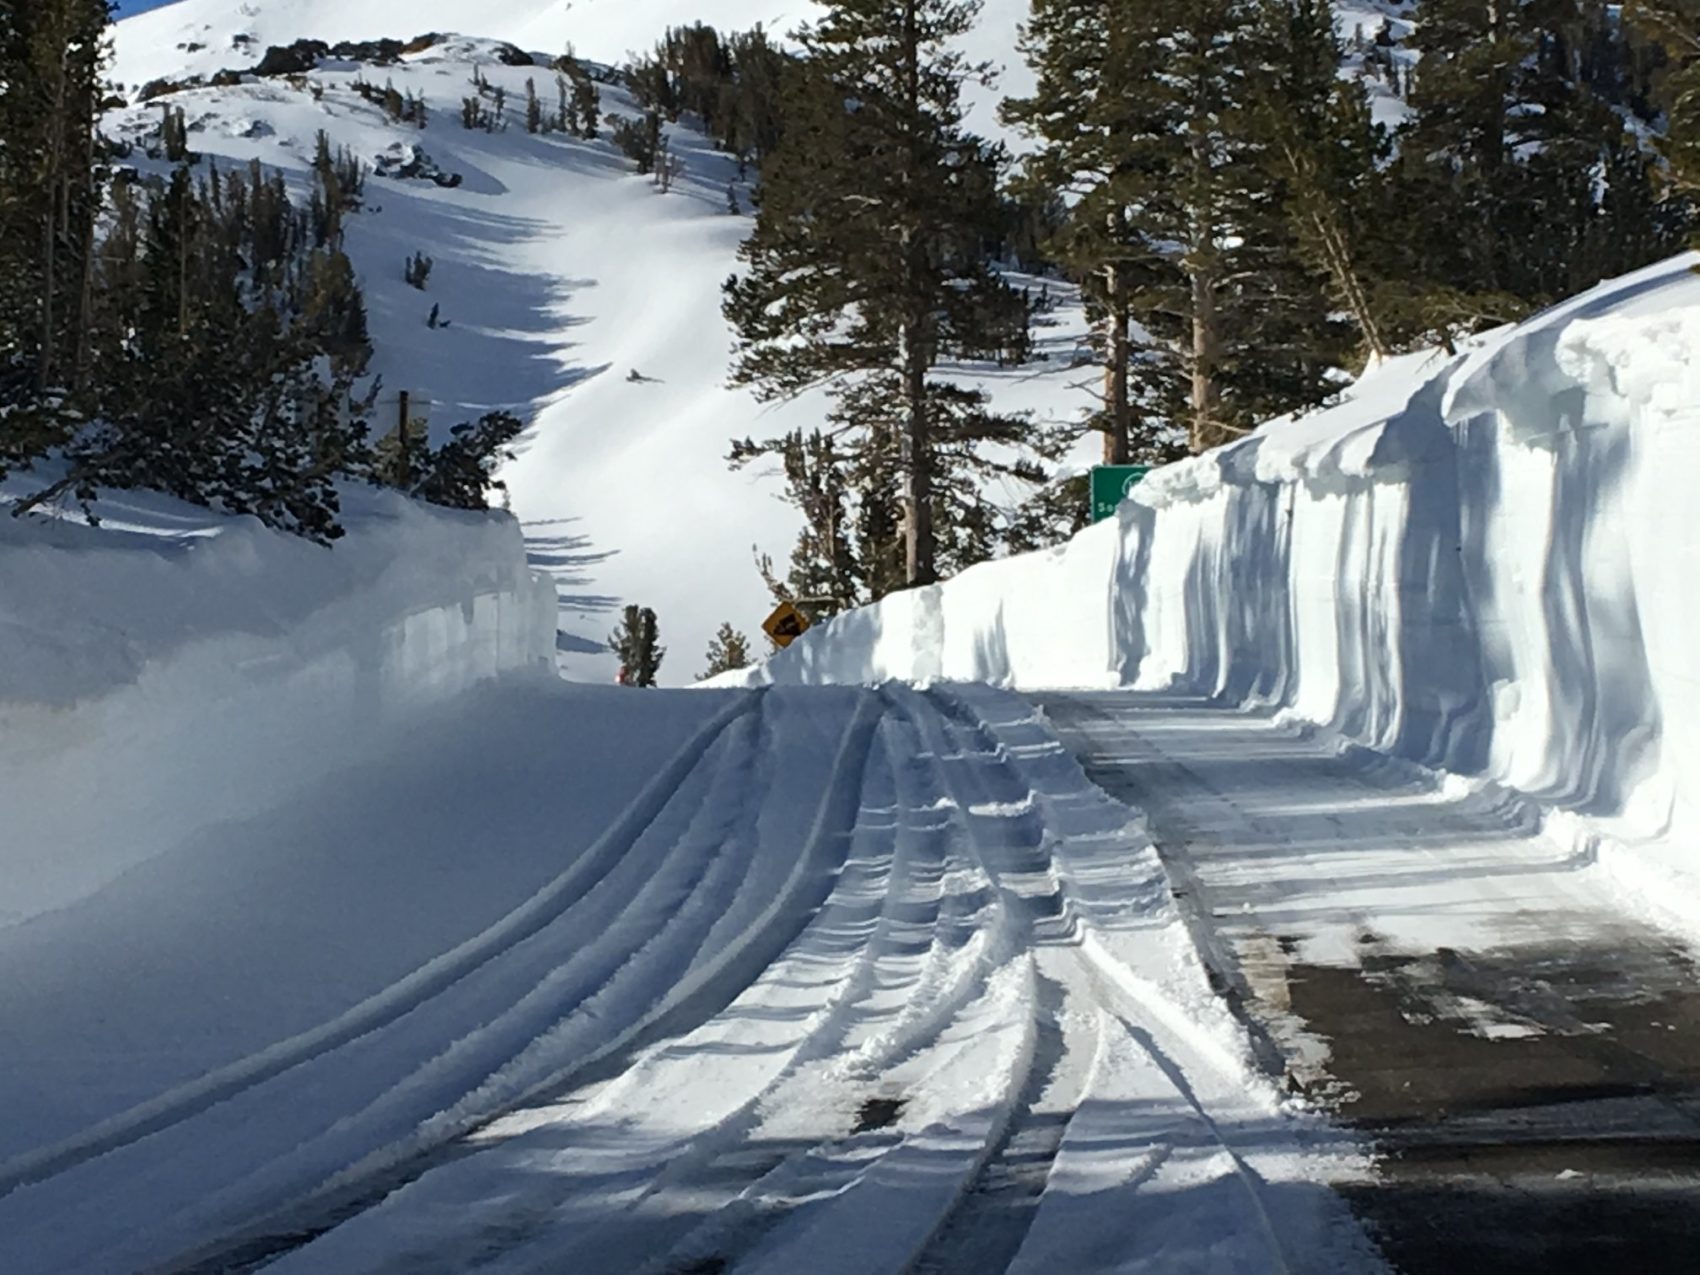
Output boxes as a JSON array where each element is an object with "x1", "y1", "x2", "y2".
[{"x1": 4, "y1": 0, "x2": 1700, "y2": 1271}]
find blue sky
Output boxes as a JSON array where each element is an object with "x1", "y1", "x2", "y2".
[{"x1": 113, "y1": 0, "x2": 180, "y2": 16}]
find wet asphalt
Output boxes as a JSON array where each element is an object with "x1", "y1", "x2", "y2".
[{"x1": 1038, "y1": 690, "x2": 1700, "y2": 1274}]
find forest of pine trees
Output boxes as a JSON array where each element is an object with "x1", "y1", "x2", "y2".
[
  {"x1": 3, "y1": 1, "x2": 1693, "y2": 579},
  {"x1": 725, "y1": 0, "x2": 1694, "y2": 612},
  {"x1": 724, "y1": 0, "x2": 1053, "y2": 597},
  {"x1": 0, "y1": 2, "x2": 517, "y2": 542}
]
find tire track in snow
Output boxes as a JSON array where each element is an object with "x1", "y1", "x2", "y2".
[
  {"x1": 907, "y1": 968, "x2": 1091, "y2": 1275},
  {"x1": 155, "y1": 689, "x2": 889, "y2": 1275},
  {"x1": 148, "y1": 700, "x2": 778, "y2": 1271},
  {"x1": 907, "y1": 685, "x2": 1296, "y2": 1275},
  {"x1": 646, "y1": 693, "x2": 1056, "y2": 1275},
  {"x1": 5, "y1": 694, "x2": 772, "y2": 1275},
  {"x1": 625, "y1": 708, "x2": 1026, "y2": 1274},
  {"x1": 0, "y1": 690, "x2": 765, "y2": 1208},
  {"x1": 887, "y1": 685, "x2": 1086, "y2": 1270},
  {"x1": 626, "y1": 688, "x2": 1046, "y2": 1275},
  {"x1": 693, "y1": 957, "x2": 1045, "y2": 1275},
  {"x1": 273, "y1": 693, "x2": 1034, "y2": 1275},
  {"x1": 427, "y1": 712, "x2": 924, "y2": 1274},
  {"x1": 280, "y1": 697, "x2": 993, "y2": 1275}
]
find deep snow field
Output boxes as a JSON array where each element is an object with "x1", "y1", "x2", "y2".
[{"x1": 1, "y1": 1, "x2": 1697, "y2": 1271}]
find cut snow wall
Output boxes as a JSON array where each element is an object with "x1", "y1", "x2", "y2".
[
  {"x1": 0, "y1": 491, "x2": 558, "y2": 924},
  {"x1": 743, "y1": 254, "x2": 1700, "y2": 904}
]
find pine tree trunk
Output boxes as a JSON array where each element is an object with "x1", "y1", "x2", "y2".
[
  {"x1": 898, "y1": 0, "x2": 935, "y2": 588},
  {"x1": 39, "y1": 42, "x2": 68, "y2": 393},
  {"x1": 1187, "y1": 126, "x2": 1221, "y2": 454},
  {"x1": 1302, "y1": 192, "x2": 1389, "y2": 362},
  {"x1": 1275, "y1": 136, "x2": 1390, "y2": 364},
  {"x1": 72, "y1": 93, "x2": 98, "y2": 391},
  {"x1": 903, "y1": 325, "x2": 935, "y2": 587},
  {"x1": 1189, "y1": 267, "x2": 1219, "y2": 454},
  {"x1": 1103, "y1": 265, "x2": 1131, "y2": 464}
]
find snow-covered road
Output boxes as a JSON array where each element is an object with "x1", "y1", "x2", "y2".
[
  {"x1": 0, "y1": 684, "x2": 1378, "y2": 1274},
  {"x1": 1038, "y1": 691, "x2": 1700, "y2": 1274}
]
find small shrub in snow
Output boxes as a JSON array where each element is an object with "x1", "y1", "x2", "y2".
[
  {"x1": 553, "y1": 60, "x2": 600, "y2": 139},
  {"x1": 377, "y1": 410, "x2": 524, "y2": 511},
  {"x1": 158, "y1": 104, "x2": 193, "y2": 163},
  {"x1": 611, "y1": 112, "x2": 661, "y2": 174},
  {"x1": 137, "y1": 77, "x2": 202, "y2": 103},
  {"x1": 525, "y1": 78, "x2": 543, "y2": 135},
  {"x1": 654, "y1": 139, "x2": 685, "y2": 193},
  {"x1": 254, "y1": 40, "x2": 327, "y2": 78},
  {"x1": 609, "y1": 605, "x2": 665, "y2": 687},
  {"x1": 698, "y1": 622, "x2": 752, "y2": 679},
  {"x1": 404, "y1": 252, "x2": 433, "y2": 290}
]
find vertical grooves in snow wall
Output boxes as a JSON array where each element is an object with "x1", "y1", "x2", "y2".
[
  {"x1": 743, "y1": 253, "x2": 1700, "y2": 912},
  {"x1": 0, "y1": 491, "x2": 558, "y2": 925}
]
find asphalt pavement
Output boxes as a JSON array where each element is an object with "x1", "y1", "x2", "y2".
[{"x1": 1038, "y1": 690, "x2": 1700, "y2": 1274}]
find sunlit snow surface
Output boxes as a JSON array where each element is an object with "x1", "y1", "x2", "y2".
[{"x1": 105, "y1": 3, "x2": 1087, "y2": 683}]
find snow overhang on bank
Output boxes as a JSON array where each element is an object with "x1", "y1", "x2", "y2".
[
  {"x1": 729, "y1": 252, "x2": 1700, "y2": 921},
  {"x1": 0, "y1": 485, "x2": 557, "y2": 924}
]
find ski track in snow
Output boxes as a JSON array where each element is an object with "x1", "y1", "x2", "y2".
[{"x1": 0, "y1": 685, "x2": 1376, "y2": 1274}]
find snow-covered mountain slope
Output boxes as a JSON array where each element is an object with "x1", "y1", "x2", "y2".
[
  {"x1": 731, "y1": 252, "x2": 1700, "y2": 930},
  {"x1": 112, "y1": 0, "x2": 1037, "y2": 139},
  {"x1": 107, "y1": 7, "x2": 1090, "y2": 684}
]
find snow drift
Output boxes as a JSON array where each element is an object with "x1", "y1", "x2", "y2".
[
  {"x1": 0, "y1": 488, "x2": 557, "y2": 924},
  {"x1": 738, "y1": 254, "x2": 1700, "y2": 909}
]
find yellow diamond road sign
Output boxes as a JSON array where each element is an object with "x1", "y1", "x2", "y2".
[{"x1": 762, "y1": 601, "x2": 811, "y2": 648}]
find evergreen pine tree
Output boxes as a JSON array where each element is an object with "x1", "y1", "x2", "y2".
[
  {"x1": 405, "y1": 411, "x2": 525, "y2": 511},
  {"x1": 0, "y1": 0, "x2": 111, "y2": 476},
  {"x1": 1390, "y1": 0, "x2": 1684, "y2": 324},
  {"x1": 1629, "y1": 0, "x2": 1700, "y2": 239},
  {"x1": 1007, "y1": 0, "x2": 1340, "y2": 455},
  {"x1": 723, "y1": 0, "x2": 1037, "y2": 589},
  {"x1": 1245, "y1": 0, "x2": 1392, "y2": 363},
  {"x1": 1003, "y1": 0, "x2": 1191, "y2": 462},
  {"x1": 525, "y1": 78, "x2": 544, "y2": 135},
  {"x1": 609, "y1": 605, "x2": 664, "y2": 686},
  {"x1": 699, "y1": 622, "x2": 753, "y2": 679},
  {"x1": 574, "y1": 76, "x2": 601, "y2": 139},
  {"x1": 765, "y1": 430, "x2": 860, "y2": 615},
  {"x1": 723, "y1": 27, "x2": 789, "y2": 164},
  {"x1": 1161, "y1": 0, "x2": 1344, "y2": 448}
]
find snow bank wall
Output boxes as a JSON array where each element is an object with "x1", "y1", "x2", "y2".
[
  {"x1": 750, "y1": 255, "x2": 1700, "y2": 899},
  {"x1": 0, "y1": 490, "x2": 558, "y2": 924}
]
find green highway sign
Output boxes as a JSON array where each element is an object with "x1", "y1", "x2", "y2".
[{"x1": 1090, "y1": 465, "x2": 1152, "y2": 522}]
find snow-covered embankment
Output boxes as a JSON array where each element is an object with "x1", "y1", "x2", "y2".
[
  {"x1": 743, "y1": 254, "x2": 1700, "y2": 915},
  {"x1": 0, "y1": 490, "x2": 557, "y2": 923}
]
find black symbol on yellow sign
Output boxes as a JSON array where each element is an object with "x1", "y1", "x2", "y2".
[{"x1": 762, "y1": 601, "x2": 812, "y2": 648}]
